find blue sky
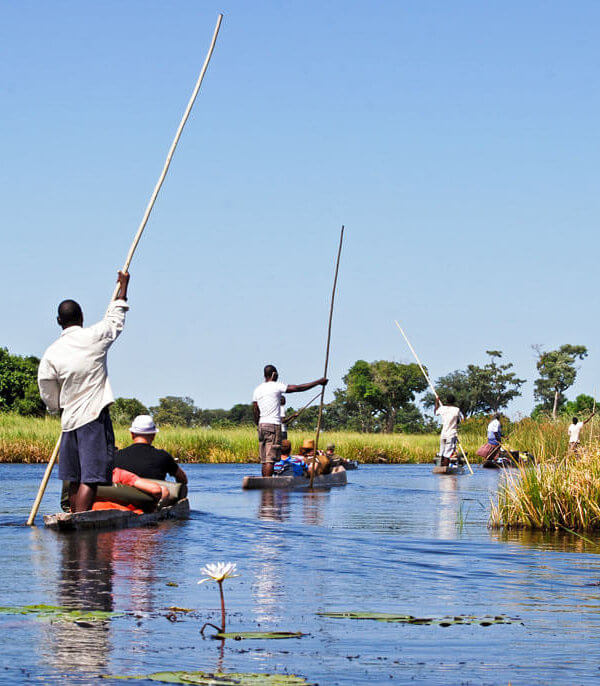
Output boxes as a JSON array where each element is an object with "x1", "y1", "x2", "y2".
[{"x1": 2, "y1": 1, "x2": 599, "y2": 417}]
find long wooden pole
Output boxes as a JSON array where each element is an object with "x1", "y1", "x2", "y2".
[
  {"x1": 310, "y1": 226, "x2": 344, "y2": 487},
  {"x1": 26, "y1": 14, "x2": 224, "y2": 526},
  {"x1": 394, "y1": 321, "x2": 474, "y2": 475}
]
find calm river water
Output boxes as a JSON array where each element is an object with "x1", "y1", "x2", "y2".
[{"x1": 2, "y1": 463, "x2": 600, "y2": 685}]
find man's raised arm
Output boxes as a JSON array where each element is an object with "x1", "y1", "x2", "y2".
[{"x1": 286, "y1": 377, "x2": 328, "y2": 394}]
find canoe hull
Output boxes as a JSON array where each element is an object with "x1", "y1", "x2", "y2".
[
  {"x1": 43, "y1": 498, "x2": 190, "y2": 532},
  {"x1": 432, "y1": 465, "x2": 465, "y2": 475},
  {"x1": 242, "y1": 467, "x2": 347, "y2": 490}
]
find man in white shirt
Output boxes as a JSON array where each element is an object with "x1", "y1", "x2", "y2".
[
  {"x1": 568, "y1": 413, "x2": 595, "y2": 453},
  {"x1": 252, "y1": 364, "x2": 327, "y2": 476},
  {"x1": 38, "y1": 271, "x2": 130, "y2": 512},
  {"x1": 434, "y1": 394, "x2": 464, "y2": 464}
]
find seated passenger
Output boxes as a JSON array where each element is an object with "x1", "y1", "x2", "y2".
[
  {"x1": 299, "y1": 438, "x2": 331, "y2": 476},
  {"x1": 114, "y1": 415, "x2": 188, "y2": 498}
]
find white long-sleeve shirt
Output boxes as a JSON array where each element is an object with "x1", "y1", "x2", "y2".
[{"x1": 37, "y1": 300, "x2": 129, "y2": 431}]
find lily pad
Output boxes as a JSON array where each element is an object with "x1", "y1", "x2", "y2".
[
  {"x1": 166, "y1": 582, "x2": 179, "y2": 587},
  {"x1": 104, "y1": 671, "x2": 314, "y2": 684},
  {"x1": 317, "y1": 611, "x2": 517, "y2": 626},
  {"x1": 0, "y1": 604, "x2": 123, "y2": 623},
  {"x1": 214, "y1": 631, "x2": 306, "y2": 640}
]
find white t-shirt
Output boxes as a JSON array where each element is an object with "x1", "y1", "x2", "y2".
[
  {"x1": 568, "y1": 422, "x2": 584, "y2": 443},
  {"x1": 436, "y1": 405, "x2": 462, "y2": 439},
  {"x1": 488, "y1": 418, "x2": 501, "y2": 434},
  {"x1": 252, "y1": 381, "x2": 287, "y2": 425}
]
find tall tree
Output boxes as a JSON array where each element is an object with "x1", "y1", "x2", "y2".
[
  {"x1": 0, "y1": 348, "x2": 44, "y2": 416},
  {"x1": 150, "y1": 396, "x2": 197, "y2": 426},
  {"x1": 423, "y1": 350, "x2": 525, "y2": 417},
  {"x1": 533, "y1": 344, "x2": 588, "y2": 419},
  {"x1": 110, "y1": 397, "x2": 149, "y2": 425}
]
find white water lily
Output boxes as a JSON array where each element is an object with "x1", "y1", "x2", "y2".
[{"x1": 198, "y1": 562, "x2": 239, "y2": 585}]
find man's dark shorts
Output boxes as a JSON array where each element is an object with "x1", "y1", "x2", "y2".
[
  {"x1": 258, "y1": 423, "x2": 281, "y2": 464},
  {"x1": 59, "y1": 407, "x2": 115, "y2": 484}
]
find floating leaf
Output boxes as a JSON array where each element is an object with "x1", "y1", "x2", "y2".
[
  {"x1": 166, "y1": 607, "x2": 193, "y2": 613},
  {"x1": 317, "y1": 611, "x2": 517, "y2": 626},
  {"x1": 0, "y1": 604, "x2": 123, "y2": 623},
  {"x1": 104, "y1": 671, "x2": 314, "y2": 684},
  {"x1": 166, "y1": 582, "x2": 179, "y2": 587},
  {"x1": 214, "y1": 631, "x2": 306, "y2": 640}
]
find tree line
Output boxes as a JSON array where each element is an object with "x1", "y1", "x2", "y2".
[{"x1": 0, "y1": 343, "x2": 591, "y2": 431}]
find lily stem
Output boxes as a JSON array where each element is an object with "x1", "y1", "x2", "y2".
[{"x1": 218, "y1": 580, "x2": 226, "y2": 632}]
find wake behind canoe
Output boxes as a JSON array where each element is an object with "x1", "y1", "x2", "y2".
[
  {"x1": 242, "y1": 466, "x2": 347, "y2": 490},
  {"x1": 43, "y1": 498, "x2": 190, "y2": 532}
]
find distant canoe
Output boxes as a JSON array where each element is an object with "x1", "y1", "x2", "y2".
[
  {"x1": 43, "y1": 498, "x2": 190, "y2": 532},
  {"x1": 432, "y1": 455, "x2": 465, "y2": 475},
  {"x1": 242, "y1": 466, "x2": 347, "y2": 490}
]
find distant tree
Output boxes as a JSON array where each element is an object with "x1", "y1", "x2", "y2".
[
  {"x1": 150, "y1": 396, "x2": 197, "y2": 426},
  {"x1": 0, "y1": 348, "x2": 44, "y2": 416},
  {"x1": 110, "y1": 397, "x2": 149, "y2": 425},
  {"x1": 561, "y1": 393, "x2": 597, "y2": 418},
  {"x1": 423, "y1": 370, "x2": 474, "y2": 417},
  {"x1": 228, "y1": 403, "x2": 255, "y2": 425},
  {"x1": 423, "y1": 351, "x2": 524, "y2": 417},
  {"x1": 465, "y1": 350, "x2": 525, "y2": 413},
  {"x1": 533, "y1": 344, "x2": 588, "y2": 419}
]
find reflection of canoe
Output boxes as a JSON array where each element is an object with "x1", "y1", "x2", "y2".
[
  {"x1": 242, "y1": 466, "x2": 347, "y2": 490},
  {"x1": 44, "y1": 498, "x2": 190, "y2": 531}
]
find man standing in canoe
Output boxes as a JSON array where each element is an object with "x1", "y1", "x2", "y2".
[
  {"x1": 434, "y1": 394, "x2": 464, "y2": 465},
  {"x1": 252, "y1": 365, "x2": 327, "y2": 476},
  {"x1": 38, "y1": 271, "x2": 130, "y2": 513}
]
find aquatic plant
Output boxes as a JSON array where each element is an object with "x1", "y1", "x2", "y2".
[
  {"x1": 317, "y1": 611, "x2": 517, "y2": 626},
  {"x1": 490, "y1": 445, "x2": 600, "y2": 531},
  {"x1": 104, "y1": 671, "x2": 314, "y2": 684},
  {"x1": 198, "y1": 562, "x2": 239, "y2": 635},
  {"x1": 0, "y1": 604, "x2": 123, "y2": 623}
]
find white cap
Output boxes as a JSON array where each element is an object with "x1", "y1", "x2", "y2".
[{"x1": 129, "y1": 415, "x2": 159, "y2": 434}]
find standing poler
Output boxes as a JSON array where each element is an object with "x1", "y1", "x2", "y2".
[
  {"x1": 252, "y1": 364, "x2": 327, "y2": 477},
  {"x1": 434, "y1": 394, "x2": 464, "y2": 465},
  {"x1": 568, "y1": 412, "x2": 595, "y2": 453},
  {"x1": 37, "y1": 271, "x2": 130, "y2": 513}
]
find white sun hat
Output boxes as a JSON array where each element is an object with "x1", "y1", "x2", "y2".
[{"x1": 129, "y1": 415, "x2": 159, "y2": 434}]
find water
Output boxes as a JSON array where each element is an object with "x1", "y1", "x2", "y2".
[{"x1": 2, "y1": 463, "x2": 600, "y2": 685}]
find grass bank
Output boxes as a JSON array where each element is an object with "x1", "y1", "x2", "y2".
[{"x1": 1, "y1": 413, "x2": 596, "y2": 465}]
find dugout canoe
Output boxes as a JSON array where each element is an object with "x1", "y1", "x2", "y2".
[
  {"x1": 242, "y1": 466, "x2": 347, "y2": 490},
  {"x1": 432, "y1": 456, "x2": 465, "y2": 475},
  {"x1": 43, "y1": 498, "x2": 190, "y2": 531}
]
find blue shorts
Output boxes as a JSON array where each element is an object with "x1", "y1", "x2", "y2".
[{"x1": 58, "y1": 407, "x2": 115, "y2": 484}]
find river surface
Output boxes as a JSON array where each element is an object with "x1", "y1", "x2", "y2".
[{"x1": 1, "y1": 463, "x2": 600, "y2": 685}]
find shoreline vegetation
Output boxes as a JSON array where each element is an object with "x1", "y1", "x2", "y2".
[{"x1": 1, "y1": 412, "x2": 596, "y2": 466}]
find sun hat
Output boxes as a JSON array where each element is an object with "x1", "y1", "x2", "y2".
[
  {"x1": 302, "y1": 439, "x2": 315, "y2": 450},
  {"x1": 326, "y1": 443, "x2": 335, "y2": 451},
  {"x1": 129, "y1": 415, "x2": 159, "y2": 434}
]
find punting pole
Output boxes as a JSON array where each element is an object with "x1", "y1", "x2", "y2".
[
  {"x1": 26, "y1": 14, "x2": 224, "y2": 526},
  {"x1": 394, "y1": 321, "x2": 474, "y2": 475},
  {"x1": 310, "y1": 226, "x2": 345, "y2": 487}
]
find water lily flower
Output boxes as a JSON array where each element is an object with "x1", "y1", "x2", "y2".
[
  {"x1": 198, "y1": 562, "x2": 239, "y2": 585},
  {"x1": 198, "y1": 562, "x2": 240, "y2": 636}
]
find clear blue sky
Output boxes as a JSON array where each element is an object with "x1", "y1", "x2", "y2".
[{"x1": 2, "y1": 1, "x2": 599, "y2": 417}]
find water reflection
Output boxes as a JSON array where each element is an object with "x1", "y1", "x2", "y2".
[
  {"x1": 45, "y1": 531, "x2": 115, "y2": 674},
  {"x1": 436, "y1": 476, "x2": 459, "y2": 539},
  {"x1": 258, "y1": 489, "x2": 289, "y2": 522},
  {"x1": 490, "y1": 527, "x2": 600, "y2": 554}
]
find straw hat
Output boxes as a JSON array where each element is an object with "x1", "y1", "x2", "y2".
[
  {"x1": 302, "y1": 439, "x2": 315, "y2": 450},
  {"x1": 129, "y1": 415, "x2": 159, "y2": 434}
]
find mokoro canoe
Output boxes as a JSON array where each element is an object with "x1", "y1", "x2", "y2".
[
  {"x1": 242, "y1": 466, "x2": 347, "y2": 490},
  {"x1": 43, "y1": 498, "x2": 190, "y2": 532},
  {"x1": 432, "y1": 455, "x2": 465, "y2": 475},
  {"x1": 432, "y1": 464, "x2": 465, "y2": 475}
]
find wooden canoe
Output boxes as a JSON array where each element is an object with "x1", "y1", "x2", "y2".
[
  {"x1": 43, "y1": 498, "x2": 190, "y2": 532},
  {"x1": 242, "y1": 466, "x2": 347, "y2": 490},
  {"x1": 432, "y1": 464, "x2": 465, "y2": 475}
]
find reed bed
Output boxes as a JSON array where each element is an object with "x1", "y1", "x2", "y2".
[
  {"x1": 1, "y1": 412, "x2": 595, "y2": 467},
  {"x1": 490, "y1": 446, "x2": 600, "y2": 531}
]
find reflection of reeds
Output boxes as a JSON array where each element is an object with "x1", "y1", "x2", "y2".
[{"x1": 490, "y1": 446, "x2": 600, "y2": 531}]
